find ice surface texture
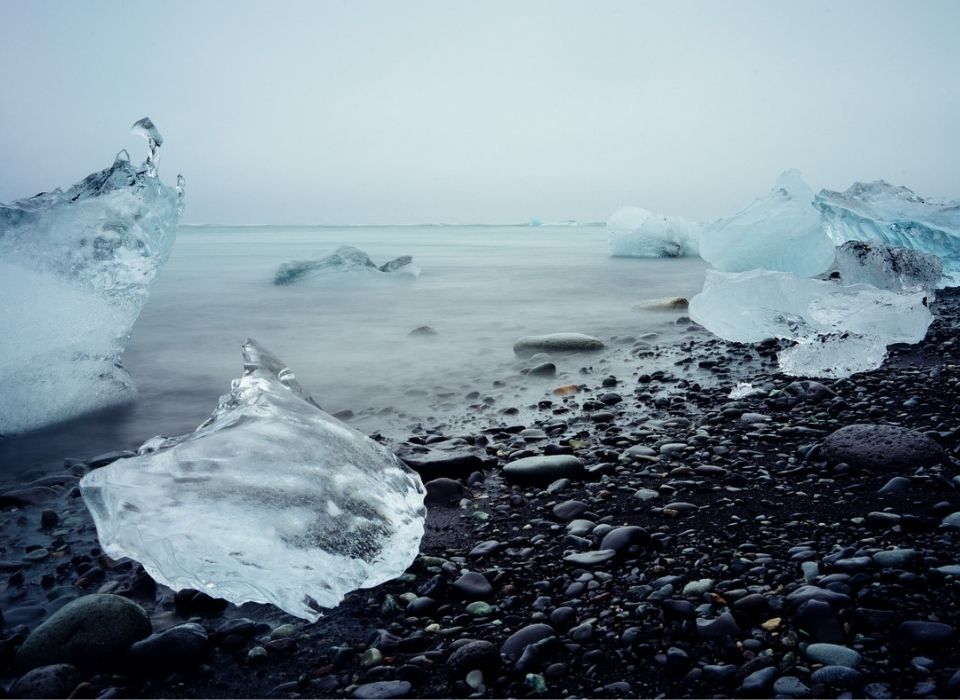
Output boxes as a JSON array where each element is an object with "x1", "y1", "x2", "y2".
[
  {"x1": 699, "y1": 170, "x2": 835, "y2": 276},
  {"x1": 689, "y1": 269, "x2": 932, "y2": 378},
  {"x1": 607, "y1": 207, "x2": 700, "y2": 258},
  {"x1": 835, "y1": 240, "x2": 942, "y2": 294},
  {"x1": 79, "y1": 340, "x2": 426, "y2": 621},
  {"x1": 274, "y1": 245, "x2": 418, "y2": 285},
  {"x1": 0, "y1": 119, "x2": 183, "y2": 435},
  {"x1": 815, "y1": 181, "x2": 960, "y2": 285}
]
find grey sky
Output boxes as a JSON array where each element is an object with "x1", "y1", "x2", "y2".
[{"x1": 1, "y1": 0, "x2": 958, "y2": 225}]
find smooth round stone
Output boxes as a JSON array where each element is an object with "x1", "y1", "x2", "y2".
[
  {"x1": 501, "y1": 623, "x2": 555, "y2": 658},
  {"x1": 773, "y1": 675, "x2": 812, "y2": 698},
  {"x1": 741, "y1": 666, "x2": 778, "y2": 694},
  {"x1": 658, "y1": 443, "x2": 687, "y2": 456},
  {"x1": 503, "y1": 455, "x2": 584, "y2": 484},
  {"x1": 424, "y1": 478, "x2": 471, "y2": 506},
  {"x1": 17, "y1": 594, "x2": 151, "y2": 672},
  {"x1": 682, "y1": 578, "x2": 713, "y2": 597},
  {"x1": 23, "y1": 548, "x2": 50, "y2": 563},
  {"x1": 695, "y1": 612, "x2": 741, "y2": 640},
  {"x1": 633, "y1": 488, "x2": 659, "y2": 501},
  {"x1": 465, "y1": 601, "x2": 494, "y2": 617},
  {"x1": 878, "y1": 476, "x2": 911, "y2": 494},
  {"x1": 821, "y1": 423, "x2": 947, "y2": 471},
  {"x1": 513, "y1": 333, "x2": 605, "y2": 357},
  {"x1": 468, "y1": 540, "x2": 501, "y2": 557},
  {"x1": 805, "y1": 643, "x2": 861, "y2": 668},
  {"x1": 811, "y1": 665, "x2": 863, "y2": 688},
  {"x1": 452, "y1": 572, "x2": 493, "y2": 599},
  {"x1": 897, "y1": 620, "x2": 956, "y2": 646},
  {"x1": 552, "y1": 500, "x2": 588, "y2": 521},
  {"x1": 10, "y1": 664, "x2": 81, "y2": 699},
  {"x1": 352, "y1": 681, "x2": 412, "y2": 699},
  {"x1": 599, "y1": 526, "x2": 649, "y2": 552},
  {"x1": 126, "y1": 623, "x2": 209, "y2": 675},
  {"x1": 447, "y1": 640, "x2": 499, "y2": 675},
  {"x1": 872, "y1": 548, "x2": 917, "y2": 568},
  {"x1": 942, "y1": 512, "x2": 960, "y2": 529},
  {"x1": 740, "y1": 412, "x2": 770, "y2": 424},
  {"x1": 565, "y1": 519, "x2": 595, "y2": 537},
  {"x1": 465, "y1": 669, "x2": 484, "y2": 689},
  {"x1": 563, "y1": 549, "x2": 616, "y2": 566},
  {"x1": 527, "y1": 362, "x2": 557, "y2": 378}
]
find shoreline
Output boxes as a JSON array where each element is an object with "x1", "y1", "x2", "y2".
[{"x1": 1, "y1": 291, "x2": 958, "y2": 698}]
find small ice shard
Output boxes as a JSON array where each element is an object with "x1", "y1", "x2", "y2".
[
  {"x1": 607, "y1": 207, "x2": 700, "y2": 258},
  {"x1": 834, "y1": 240, "x2": 942, "y2": 294},
  {"x1": 79, "y1": 340, "x2": 426, "y2": 621},
  {"x1": 0, "y1": 118, "x2": 183, "y2": 435},
  {"x1": 728, "y1": 382, "x2": 764, "y2": 399},
  {"x1": 131, "y1": 117, "x2": 163, "y2": 176},
  {"x1": 699, "y1": 170, "x2": 835, "y2": 276},
  {"x1": 689, "y1": 268, "x2": 932, "y2": 378},
  {"x1": 273, "y1": 245, "x2": 418, "y2": 285},
  {"x1": 815, "y1": 181, "x2": 960, "y2": 285}
]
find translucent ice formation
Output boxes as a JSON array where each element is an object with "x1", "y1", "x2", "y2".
[
  {"x1": 689, "y1": 269, "x2": 932, "y2": 378},
  {"x1": 699, "y1": 170, "x2": 835, "y2": 277},
  {"x1": 79, "y1": 340, "x2": 426, "y2": 621},
  {"x1": 607, "y1": 207, "x2": 700, "y2": 258},
  {"x1": 0, "y1": 119, "x2": 183, "y2": 435},
  {"x1": 834, "y1": 240, "x2": 942, "y2": 294},
  {"x1": 273, "y1": 245, "x2": 419, "y2": 285},
  {"x1": 815, "y1": 181, "x2": 960, "y2": 284}
]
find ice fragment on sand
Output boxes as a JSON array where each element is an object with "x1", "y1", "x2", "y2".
[
  {"x1": 79, "y1": 340, "x2": 426, "y2": 621},
  {"x1": 607, "y1": 207, "x2": 700, "y2": 258},
  {"x1": 689, "y1": 269, "x2": 931, "y2": 378},
  {"x1": 834, "y1": 240, "x2": 942, "y2": 294},
  {"x1": 273, "y1": 245, "x2": 418, "y2": 285},
  {"x1": 816, "y1": 181, "x2": 960, "y2": 285},
  {"x1": 0, "y1": 118, "x2": 183, "y2": 435},
  {"x1": 699, "y1": 170, "x2": 835, "y2": 277}
]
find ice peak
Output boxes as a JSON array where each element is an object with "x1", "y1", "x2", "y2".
[{"x1": 131, "y1": 117, "x2": 163, "y2": 175}]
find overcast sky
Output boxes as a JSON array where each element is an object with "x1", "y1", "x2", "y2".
[{"x1": 1, "y1": 0, "x2": 958, "y2": 225}]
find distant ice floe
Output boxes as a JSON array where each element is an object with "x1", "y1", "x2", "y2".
[
  {"x1": 80, "y1": 340, "x2": 426, "y2": 622},
  {"x1": 815, "y1": 181, "x2": 960, "y2": 285},
  {"x1": 273, "y1": 245, "x2": 419, "y2": 285},
  {"x1": 0, "y1": 118, "x2": 183, "y2": 435},
  {"x1": 607, "y1": 207, "x2": 700, "y2": 258},
  {"x1": 698, "y1": 170, "x2": 836, "y2": 277}
]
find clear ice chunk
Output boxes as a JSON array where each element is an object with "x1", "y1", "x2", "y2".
[
  {"x1": 607, "y1": 207, "x2": 700, "y2": 258},
  {"x1": 834, "y1": 240, "x2": 942, "y2": 294},
  {"x1": 0, "y1": 118, "x2": 183, "y2": 435},
  {"x1": 273, "y1": 245, "x2": 418, "y2": 285},
  {"x1": 131, "y1": 117, "x2": 163, "y2": 176},
  {"x1": 699, "y1": 170, "x2": 836, "y2": 277},
  {"x1": 79, "y1": 340, "x2": 427, "y2": 621},
  {"x1": 815, "y1": 180, "x2": 960, "y2": 285},
  {"x1": 689, "y1": 268, "x2": 932, "y2": 378}
]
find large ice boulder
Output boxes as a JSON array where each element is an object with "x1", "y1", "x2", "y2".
[
  {"x1": 607, "y1": 207, "x2": 700, "y2": 258},
  {"x1": 274, "y1": 245, "x2": 418, "y2": 285},
  {"x1": 815, "y1": 181, "x2": 960, "y2": 285},
  {"x1": 689, "y1": 269, "x2": 932, "y2": 378},
  {"x1": 834, "y1": 240, "x2": 942, "y2": 294},
  {"x1": 79, "y1": 340, "x2": 426, "y2": 621},
  {"x1": 699, "y1": 170, "x2": 835, "y2": 277},
  {"x1": 0, "y1": 118, "x2": 183, "y2": 435}
]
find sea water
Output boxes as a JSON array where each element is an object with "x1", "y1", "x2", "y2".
[{"x1": 0, "y1": 224, "x2": 708, "y2": 479}]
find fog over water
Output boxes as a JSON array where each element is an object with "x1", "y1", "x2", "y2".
[{"x1": 1, "y1": 0, "x2": 959, "y2": 224}]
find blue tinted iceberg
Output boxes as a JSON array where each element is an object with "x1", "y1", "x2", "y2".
[
  {"x1": 607, "y1": 207, "x2": 700, "y2": 258},
  {"x1": 815, "y1": 181, "x2": 960, "y2": 285},
  {"x1": 80, "y1": 340, "x2": 427, "y2": 621},
  {"x1": 274, "y1": 245, "x2": 418, "y2": 285},
  {"x1": 699, "y1": 170, "x2": 835, "y2": 277},
  {"x1": 0, "y1": 118, "x2": 183, "y2": 435},
  {"x1": 689, "y1": 269, "x2": 932, "y2": 378}
]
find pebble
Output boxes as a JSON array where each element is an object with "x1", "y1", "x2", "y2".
[
  {"x1": 352, "y1": 680, "x2": 412, "y2": 699},
  {"x1": 896, "y1": 620, "x2": 956, "y2": 646},
  {"x1": 501, "y1": 623, "x2": 555, "y2": 658},
  {"x1": 10, "y1": 664, "x2": 81, "y2": 699},
  {"x1": 805, "y1": 642, "x2": 861, "y2": 668},
  {"x1": 563, "y1": 549, "x2": 616, "y2": 566},
  {"x1": 453, "y1": 572, "x2": 493, "y2": 599},
  {"x1": 502, "y1": 455, "x2": 585, "y2": 483}
]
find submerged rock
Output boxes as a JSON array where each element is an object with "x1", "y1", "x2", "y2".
[
  {"x1": 80, "y1": 340, "x2": 426, "y2": 621},
  {"x1": 513, "y1": 333, "x2": 605, "y2": 357}
]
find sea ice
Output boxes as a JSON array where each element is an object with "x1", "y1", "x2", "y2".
[
  {"x1": 79, "y1": 340, "x2": 426, "y2": 621},
  {"x1": 0, "y1": 119, "x2": 183, "y2": 436},
  {"x1": 698, "y1": 170, "x2": 835, "y2": 277},
  {"x1": 689, "y1": 268, "x2": 932, "y2": 377},
  {"x1": 815, "y1": 180, "x2": 960, "y2": 284},
  {"x1": 834, "y1": 240, "x2": 942, "y2": 294},
  {"x1": 273, "y1": 245, "x2": 418, "y2": 285},
  {"x1": 607, "y1": 207, "x2": 700, "y2": 258}
]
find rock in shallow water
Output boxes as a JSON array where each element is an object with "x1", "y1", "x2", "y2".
[
  {"x1": 79, "y1": 340, "x2": 426, "y2": 621},
  {"x1": 502, "y1": 455, "x2": 585, "y2": 483},
  {"x1": 513, "y1": 333, "x2": 605, "y2": 357}
]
